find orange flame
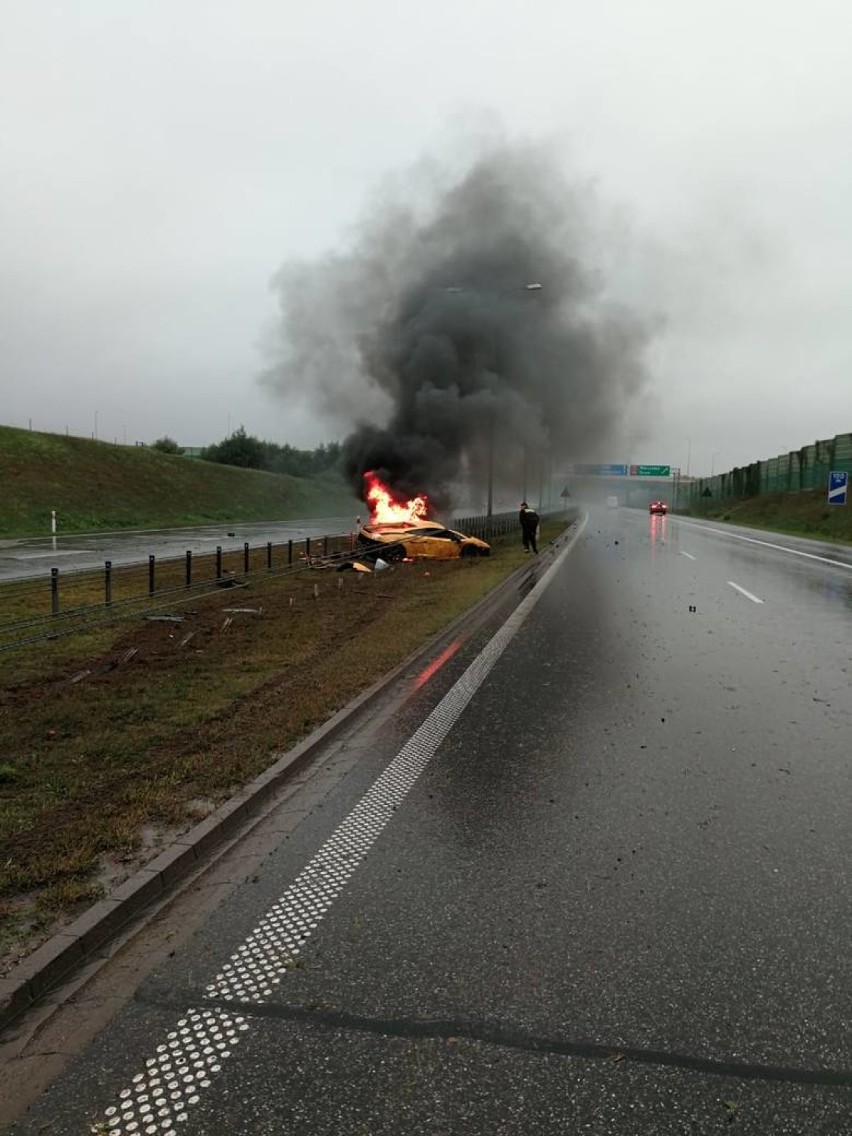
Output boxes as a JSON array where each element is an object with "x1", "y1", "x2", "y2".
[{"x1": 364, "y1": 471, "x2": 429, "y2": 524}]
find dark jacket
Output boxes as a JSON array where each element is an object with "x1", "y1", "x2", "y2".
[{"x1": 519, "y1": 506, "x2": 539, "y2": 533}]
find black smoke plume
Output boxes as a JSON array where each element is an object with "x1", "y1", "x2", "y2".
[{"x1": 264, "y1": 141, "x2": 652, "y2": 513}]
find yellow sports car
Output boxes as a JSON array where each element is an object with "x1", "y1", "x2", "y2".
[{"x1": 358, "y1": 521, "x2": 491, "y2": 561}]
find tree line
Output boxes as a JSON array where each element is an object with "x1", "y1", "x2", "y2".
[{"x1": 151, "y1": 428, "x2": 342, "y2": 477}]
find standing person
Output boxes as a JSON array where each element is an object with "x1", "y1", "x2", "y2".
[{"x1": 519, "y1": 501, "x2": 540, "y2": 554}]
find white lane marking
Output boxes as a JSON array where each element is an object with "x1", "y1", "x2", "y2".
[
  {"x1": 12, "y1": 549, "x2": 96, "y2": 559},
  {"x1": 679, "y1": 551, "x2": 696, "y2": 560},
  {"x1": 91, "y1": 517, "x2": 590, "y2": 1135},
  {"x1": 727, "y1": 580, "x2": 765, "y2": 604},
  {"x1": 675, "y1": 519, "x2": 852, "y2": 572}
]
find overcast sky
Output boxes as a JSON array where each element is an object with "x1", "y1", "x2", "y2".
[{"x1": 2, "y1": 0, "x2": 850, "y2": 477}]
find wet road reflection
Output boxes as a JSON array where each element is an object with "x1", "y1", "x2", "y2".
[
  {"x1": 9, "y1": 507, "x2": 852, "y2": 1133},
  {"x1": 0, "y1": 516, "x2": 359, "y2": 581}
]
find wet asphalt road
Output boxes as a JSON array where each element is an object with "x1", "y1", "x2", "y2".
[
  {"x1": 0, "y1": 517, "x2": 359, "y2": 582},
  {"x1": 8, "y1": 509, "x2": 852, "y2": 1134}
]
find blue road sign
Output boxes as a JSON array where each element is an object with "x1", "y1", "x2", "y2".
[
  {"x1": 574, "y1": 464, "x2": 628, "y2": 476},
  {"x1": 828, "y1": 470, "x2": 848, "y2": 505}
]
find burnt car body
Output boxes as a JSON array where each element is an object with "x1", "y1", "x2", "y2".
[{"x1": 358, "y1": 521, "x2": 491, "y2": 561}]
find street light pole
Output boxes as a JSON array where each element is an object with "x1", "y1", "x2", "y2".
[
  {"x1": 442, "y1": 282, "x2": 543, "y2": 530},
  {"x1": 686, "y1": 437, "x2": 691, "y2": 478},
  {"x1": 486, "y1": 419, "x2": 494, "y2": 530}
]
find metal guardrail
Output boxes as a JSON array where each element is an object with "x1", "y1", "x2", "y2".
[
  {"x1": 456, "y1": 512, "x2": 521, "y2": 540},
  {"x1": 0, "y1": 509, "x2": 554, "y2": 652}
]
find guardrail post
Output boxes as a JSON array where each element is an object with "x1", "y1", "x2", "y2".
[
  {"x1": 216, "y1": 546, "x2": 222, "y2": 579},
  {"x1": 267, "y1": 541, "x2": 273, "y2": 570},
  {"x1": 185, "y1": 550, "x2": 192, "y2": 588},
  {"x1": 148, "y1": 554, "x2": 155, "y2": 596},
  {"x1": 287, "y1": 539, "x2": 293, "y2": 566},
  {"x1": 51, "y1": 567, "x2": 59, "y2": 614},
  {"x1": 244, "y1": 542, "x2": 250, "y2": 574},
  {"x1": 105, "y1": 560, "x2": 112, "y2": 606}
]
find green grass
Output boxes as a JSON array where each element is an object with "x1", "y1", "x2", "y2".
[
  {"x1": 0, "y1": 424, "x2": 360, "y2": 537},
  {"x1": 0, "y1": 519, "x2": 568, "y2": 971},
  {"x1": 682, "y1": 489, "x2": 852, "y2": 544}
]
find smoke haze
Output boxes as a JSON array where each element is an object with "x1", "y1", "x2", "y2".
[{"x1": 265, "y1": 141, "x2": 654, "y2": 512}]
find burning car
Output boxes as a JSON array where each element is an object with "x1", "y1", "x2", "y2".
[
  {"x1": 358, "y1": 521, "x2": 491, "y2": 561},
  {"x1": 356, "y1": 472, "x2": 490, "y2": 560}
]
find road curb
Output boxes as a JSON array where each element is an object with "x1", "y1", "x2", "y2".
[{"x1": 0, "y1": 519, "x2": 577, "y2": 1035}]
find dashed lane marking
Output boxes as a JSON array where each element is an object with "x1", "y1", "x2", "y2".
[
  {"x1": 90, "y1": 516, "x2": 589, "y2": 1134},
  {"x1": 679, "y1": 551, "x2": 696, "y2": 560},
  {"x1": 675, "y1": 519, "x2": 852, "y2": 572},
  {"x1": 727, "y1": 580, "x2": 765, "y2": 604}
]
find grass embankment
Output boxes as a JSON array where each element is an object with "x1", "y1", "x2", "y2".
[
  {"x1": 682, "y1": 489, "x2": 852, "y2": 544},
  {"x1": 0, "y1": 519, "x2": 567, "y2": 971},
  {"x1": 0, "y1": 425, "x2": 360, "y2": 537}
]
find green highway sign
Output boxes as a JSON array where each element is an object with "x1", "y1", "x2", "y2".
[{"x1": 630, "y1": 464, "x2": 671, "y2": 477}]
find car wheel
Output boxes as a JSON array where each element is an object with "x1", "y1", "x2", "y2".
[{"x1": 460, "y1": 545, "x2": 479, "y2": 558}]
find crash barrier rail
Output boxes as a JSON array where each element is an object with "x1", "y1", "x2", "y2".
[
  {"x1": 0, "y1": 509, "x2": 544, "y2": 652},
  {"x1": 455, "y1": 512, "x2": 525, "y2": 540},
  {"x1": 687, "y1": 431, "x2": 852, "y2": 504}
]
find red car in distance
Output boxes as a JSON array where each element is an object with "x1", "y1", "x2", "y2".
[{"x1": 649, "y1": 500, "x2": 668, "y2": 515}]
